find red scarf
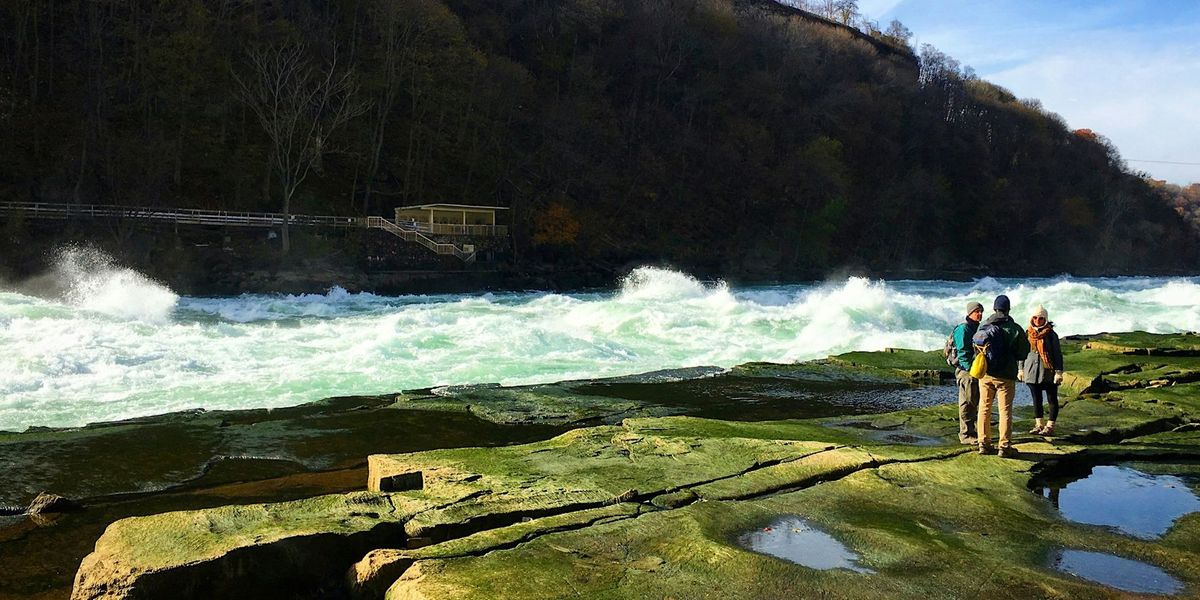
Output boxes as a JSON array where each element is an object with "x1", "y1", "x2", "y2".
[{"x1": 1027, "y1": 322, "x2": 1054, "y2": 369}]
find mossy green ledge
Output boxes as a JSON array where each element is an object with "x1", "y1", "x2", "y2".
[{"x1": 70, "y1": 332, "x2": 1200, "y2": 599}]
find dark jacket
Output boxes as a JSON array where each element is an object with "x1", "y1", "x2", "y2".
[
  {"x1": 953, "y1": 320, "x2": 979, "y2": 372},
  {"x1": 982, "y1": 312, "x2": 1031, "y2": 380},
  {"x1": 1022, "y1": 325, "x2": 1064, "y2": 384}
]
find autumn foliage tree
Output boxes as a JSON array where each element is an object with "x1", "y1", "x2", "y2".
[{"x1": 532, "y1": 203, "x2": 581, "y2": 248}]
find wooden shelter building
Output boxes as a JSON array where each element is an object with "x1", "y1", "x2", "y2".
[{"x1": 394, "y1": 203, "x2": 509, "y2": 236}]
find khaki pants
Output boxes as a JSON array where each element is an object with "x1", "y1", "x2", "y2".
[
  {"x1": 977, "y1": 375, "x2": 1015, "y2": 449},
  {"x1": 955, "y1": 370, "x2": 979, "y2": 441}
]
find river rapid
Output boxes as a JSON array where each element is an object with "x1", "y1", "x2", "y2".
[{"x1": 1, "y1": 249, "x2": 1197, "y2": 431}]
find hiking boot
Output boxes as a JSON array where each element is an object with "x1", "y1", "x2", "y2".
[
  {"x1": 978, "y1": 443, "x2": 994, "y2": 455},
  {"x1": 1041, "y1": 421, "x2": 1056, "y2": 436},
  {"x1": 960, "y1": 436, "x2": 978, "y2": 446},
  {"x1": 998, "y1": 446, "x2": 1020, "y2": 459}
]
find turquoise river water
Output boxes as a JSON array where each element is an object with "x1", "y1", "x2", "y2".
[{"x1": 1, "y1": 250, "x2": 1197, "y2": 431}]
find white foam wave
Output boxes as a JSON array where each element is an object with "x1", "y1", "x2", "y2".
[
  {"x1": 617, "y1": 266, "x2": 727, "y2": 302},
  {"x1": 1, "y1": 266, "x2": 1197, "y2": 430},
  {"x1": 56, "y1": 247, "x2": 178, "y2": 323}
]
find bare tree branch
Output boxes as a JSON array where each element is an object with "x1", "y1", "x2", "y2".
[{"x1": 233, "y1": 41, "x2": 370, "y2": 253}]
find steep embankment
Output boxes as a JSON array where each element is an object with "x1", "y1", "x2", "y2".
[{"x1": 0, "y1": 0, "x2": 1195, "y2": 286}]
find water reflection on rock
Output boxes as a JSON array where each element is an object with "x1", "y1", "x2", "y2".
[
  {"x1": 738, "y1": 516, "x2": 872, "y2": 573},
  {"x1": 1052, "y1": 549, "x2": 1184, "y2": 595},
  {"x1": 1033, "y1": 463, "x2": 1200, "y2": 539}
]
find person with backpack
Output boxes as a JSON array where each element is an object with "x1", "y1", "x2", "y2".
[
  {"x1": 1020, "y1": 305, "x2": 1065, "y2": 436},
  {"x1": 972, "y1": 294, "x2": 1031, "y2": 458},
  {"x1": 945, "y1": 301, "x2": 984, "y2": 444}
]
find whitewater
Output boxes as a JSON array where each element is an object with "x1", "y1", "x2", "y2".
[{"x1": 1, "y1": 251, "x2": 1197, "y2": 431}]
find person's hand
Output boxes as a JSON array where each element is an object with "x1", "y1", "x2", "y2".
[
  {"x1": 1017, "y1": 370, "x2": 1025, "y2": 382},
  {"x1": 1054, "y1": 372, "x2": 1064, "y2": 385}
]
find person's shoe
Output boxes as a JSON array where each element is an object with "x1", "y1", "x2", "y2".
[
  {"x1": 998, "y1": 446, "x2": 1020, "y2": 459},
  {"x1": 960, "y1": 436, "x2": 978, "y2": 446},
  {"x1": 1028, "y1": 419, "x2": 1044, "y2": 435},
  {"x1": 1041, "y1": 421, "x2": 1056, "y2": 436},
  {"x1": 978, "y1": 443, "x2": 994, "y2": 455}
]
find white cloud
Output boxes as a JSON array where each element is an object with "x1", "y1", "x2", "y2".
[
  {"x1": 989, "y1": 40, "x2": 1200, "y2": 184},
  {"x1": 879, "y1": 1, "x2": 1200, "y2": 184},
  {"x1": 858, "y1": 0, "x2": 906, "y2": 20}
]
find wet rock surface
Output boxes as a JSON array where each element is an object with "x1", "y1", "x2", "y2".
[
  {"x1": 6, "y1": 333, "x2": 1200, "y2": 599},
  {"x1": 26, "y1": 493, "x2": 82, "y2": 516},
  {"x1": 0, "y1": 401, "x2": 563, "y2": 600},
  {"x1": 393, "y1": 359, "x2": 956, "y2": 427}
]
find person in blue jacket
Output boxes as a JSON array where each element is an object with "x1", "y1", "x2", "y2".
[
  {"x1": 976, "y1": 294, "x2": 1032, "y2": 458},
  {"x1": 952, "y1": 301, "x2": 984, "y2": 444}
]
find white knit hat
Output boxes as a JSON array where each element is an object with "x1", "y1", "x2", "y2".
[{"x1": 1032, "y1": 305, "x2": 1048, "y2": 320}]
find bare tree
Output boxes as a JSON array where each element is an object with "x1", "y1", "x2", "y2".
[
  {"x1": 360, "y1": 0, "x2": 437, "y2": 215},
  {"x1": 883, "y1": 19, "x2": 912, "y2": 48},
  {"x1": 832, "y1": 0, "x2": 858, "y2": 25},
  {"x1": 233, "y1": 42, "x2": 369, "y2": 253}
]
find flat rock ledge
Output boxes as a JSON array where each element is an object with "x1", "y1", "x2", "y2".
[{"x1": 70, "y1": 333, "x2": 1200, "y2": 600}]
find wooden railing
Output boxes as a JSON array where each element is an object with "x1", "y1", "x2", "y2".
[
  {"x1": 422, "y1": 223, "x2": 509, "y2": 236},
  {"x1": 0, "y1": 201, "x2": 366, "y2": 228},
  {"x1": 366, "y1": 217, "x2": 476, "y2": 263},
  {"x1": 0, "y1": 201, "x2": 477, "y2": 263},
  {"x1": 392, "y1": 222, "x2": 508, "y2": 236}
]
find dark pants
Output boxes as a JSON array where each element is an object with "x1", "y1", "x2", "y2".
[{"x1": 1028, "y1": 383, "x2": 1058, "y2": 420}]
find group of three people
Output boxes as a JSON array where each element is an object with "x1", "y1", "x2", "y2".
[{"x1": 950, "y1": 294, "x2": 1065, "y2": 458}]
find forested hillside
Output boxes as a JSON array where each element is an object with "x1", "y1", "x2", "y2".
[
  {"x1": 1151, "y1": 180, "x2": 1200, "y2": 236},
  {"x1": 1, "y1": 0, "x2": 1194, "y2": 279}
]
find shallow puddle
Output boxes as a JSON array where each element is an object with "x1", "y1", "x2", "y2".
[
  {"x1": 1052, "y1": 549, "x2": 1184, "y2": 595},
  {"x1": 738, "y1": 516, "x2": 872, "y2": 573},
  {"x1": 1033, "y1": 463, "x2": 1200, "y2": 539}
]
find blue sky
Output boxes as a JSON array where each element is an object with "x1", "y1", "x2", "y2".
[{"x1": 858, "y1": 0, "x2": 1200, "y2": 184}]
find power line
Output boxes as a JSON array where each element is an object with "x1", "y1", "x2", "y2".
[{"x1": 1126, "y1": 159, "x2": 1200, "y2": 166}]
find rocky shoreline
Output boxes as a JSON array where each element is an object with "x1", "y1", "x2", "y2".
[{"x1": 2, "y1": 333, "x2": 1198, "y2": 599}]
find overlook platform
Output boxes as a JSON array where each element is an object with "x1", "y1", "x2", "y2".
[{"x1": 0, "y1": 202, "x2": 509, "y2": 263}]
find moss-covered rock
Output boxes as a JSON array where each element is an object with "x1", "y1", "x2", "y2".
[
  {"x1": 1069, "y1": 332, "x2": 1200, "y2": 356},
  {"x1": 70, "y1": 491, "x2": 426, "y2": 600},
  {"x1": 392, "y1": 385, "x2": 679, "y2": 426},
  {"x1": 386, "y1": 447, "x2": 1199, "y2": 600},
  {"x1": 348, "y1": 503, "x2": 644, "y2": 598},
  {"x1": 392, "y1": 354, "x2": 957, "y2": 427},
  {"x1": 0, "y1": 395, "x2": 561, "y2": 508},
  {"x1": 68, "y1": 333, "x2": 1200, "y2": 600}
]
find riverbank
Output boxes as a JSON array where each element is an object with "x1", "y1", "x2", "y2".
[
  {"x1": 4, "y1": 221, "x2": 1198, "y2": 297},
  {"x1": 3, "y1": 332, "x2": 1198, "y2": 598}
]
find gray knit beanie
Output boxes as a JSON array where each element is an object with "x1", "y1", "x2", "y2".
[{"x1": 966, "y1": 301, "x2": 983, "y2": 317}]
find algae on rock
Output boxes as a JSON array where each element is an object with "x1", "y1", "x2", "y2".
[{"x1": 69, "y1": 334, "x2": 1200, "y2": 600}]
